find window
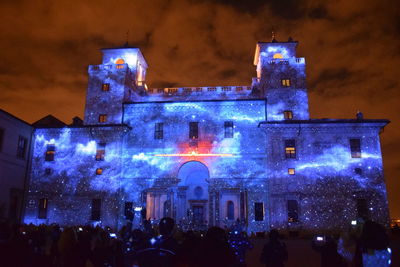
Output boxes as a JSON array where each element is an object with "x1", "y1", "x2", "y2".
[
  {"x1": 224, "y1": 121, "x2": 234, "y2": 138},
  {"x1": 95, "y1": 143, "x2": 106, "y2": 161},
  {"x1": 96, "y1": 168, "x2": 103, "y2": 175},
  {"x1": 98, "y1": 114, "x2": 107, "y2": 123},
  {"x1": 356, "y1": 199, "x2": 368, "y2": 220},
  {"x1": 45, "y1": 144, "x2": 55, "y2": 161},
  {"x1": 91, "y1": 199, "x2": 101, "y2": 221},
  {"x1": 168, "y1": 88, "x2": 178, "y2": 94},
  {"x1": 124, "y1": 202, "x2": 133, "y2": 221},
  {"x1": 154, "y1": 123, "x2": 164, "y2": 139},
  {"x1": 288, "y1": 200, "x2": 299, "y2": 222},
  {"x1": 350, "y1": 139, "x2": 361, "y2": 158},
  {"x1": 283, "y1": 111, "x2": 293, "y2": 120},
  {"x1": 189, "y1": 122, "x2": 199, "y2": 139},
  {"x1": 281, "y1": 79, "x2": 291, "y2": 87},
  {"x1": 16, "y1": 136, "x2": 27, "y2": 159},
  {"x1": 38, "y1": 198, "x2": 48, "y2": 219},
  {"x1": 285, "y1": 139, "x2": 296, "y2": 158},
  {"x1": 116, "y1": 58, "x2": 125, "y2": 69},
  {"x1": 102, "y1": 83, "x2": 110, "y2": 91},
  {"x1": 45, "y1": 168, "x2": 52, "y2": 175},
  {"x1": 254, "y1": 202, "x2": 264, "y2": 221},
  {"x1": 163, "y1": 200, "x2": 171, "y2": 218},
  {"x1": 116, "y1": 58, "x2": 125, "y2": 64},
  {"x1": 227, "y1": 201, "x2": 234, "y2": 220},
  {"x1": 354, "y1": 168, "x2": 362, "y2": 175},
  {"x1": 0, "y1": 128, "x2": 4, "y2": 152},
  {"x1": 288, "y1": 168, "x2": 295, "y2": 175}
]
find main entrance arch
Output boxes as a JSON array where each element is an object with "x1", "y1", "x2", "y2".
[{"x1": 177, "y1": 161, "x2": 209, "y2": 226}]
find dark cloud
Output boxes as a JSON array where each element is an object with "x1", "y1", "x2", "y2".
[
  {"x1": 194, "y1": 0, "x2": 267, "y2": 14},
  {"x1": 308, "y1": 5, "x2": 329, "y2": 19},
  {"x1": 218, "y1": 69, "x2": 237, "y2": 79}
]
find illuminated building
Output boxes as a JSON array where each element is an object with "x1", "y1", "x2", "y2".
[{"x1": 23, "y1": 38, "x2": 390, "y2": 232}]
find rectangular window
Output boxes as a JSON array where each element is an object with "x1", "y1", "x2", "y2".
[
  {"x1": 16, "y1": 136, "x2": 27, "y2": 159},
  {"x1": 96, "y1": 143, "x2": 106, "y2": 161},
  {"x1": 356, "y1": 199, "x2": 369, "y2": 220},
  {"x1": 281, "y1": 79, "x2": 291, "y2": 87},
  {"x1": 45, "y1": 168, "x2": 52, "y2": 175},
  {"x1": 288, "y1": 200, "x2": 299, "y2": 222},
  {"x1": 154, "y1": 123, "x2": 164, "y2": 139},
  {"x1": 45, "y1": 144, "x2": 55, "y2": 161},
  {"x1": 124, "y1": 202, "x2": 133, "y2": 220},
  {"x1": 96, "y1": 168, "x2": 103, "y2": 175},
  {"x1": 91, "y1": 199, "x2": 101, "y2": 221},
  {"x1": 0, "y1": 128, "x2": 4, "y2": 152},
  {"x1": 98, "y1": 114, "x2": 107, "y2": 123},
  {"x1": 38, "y1": 198, "x2": 48, "y2": 219},
  {"x1": 285, "y1": 139, "x2": 296, "y2": 159},
  {"x1": 189, "y1": 122, "x2": 199, "y2": 139},
  {"x1": 254, "y1": 202, "x2": 264, "y2": 221},
  {"x1": 350, "y1": 139, "x2": 361, "y2": 158},
  {"x1": 283, "y1": 111, "x2": 293, "y2": 120},
  {"x1": 102, "y1": 83, "x2": 110, "y2": 91},
  {"x1": 288, "y1": 168, "x2": 295, "y2": 175},
  {"x1": 224, "y1": 121, "x2": 234, "y2": 138}
]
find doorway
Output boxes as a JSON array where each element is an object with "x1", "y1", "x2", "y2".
[{"x1": 192, "y1": 205, "x2": 204, "y2": 224}]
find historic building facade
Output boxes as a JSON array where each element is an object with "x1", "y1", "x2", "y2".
[{"x1": 23, "y1": 38, "x2": 390, "y2": 232}]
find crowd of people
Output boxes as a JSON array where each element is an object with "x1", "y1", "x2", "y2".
[{"x1": 0, "y1": 217, "x2": 394, "y2": 267}]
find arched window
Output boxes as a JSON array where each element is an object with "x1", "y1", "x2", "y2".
[
  {"x1": 273, "y1": 53, "x2": 283, "y2": 59},
  {"x1": 163, "y1": 200, "x2": 170, "y2": 218},
  {"x1": 116, "y1": 58, "x2": 125, "y2": 69},
  {"x1": 227, "y1": 201, "x2": 234, "y2": 220}
]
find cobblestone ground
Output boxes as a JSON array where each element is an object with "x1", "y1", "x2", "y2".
[{"x1": 245, "y1": 238, "x2": 400, "y2": 267}]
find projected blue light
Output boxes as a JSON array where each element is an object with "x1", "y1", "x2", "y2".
[{"x1": 23, "y1": 40, "x2": 389, "y2": 233}]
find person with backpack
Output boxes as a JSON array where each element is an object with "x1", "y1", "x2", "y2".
[{"x1": 260, "y1": 229, "x2": 288, "y2": 267}]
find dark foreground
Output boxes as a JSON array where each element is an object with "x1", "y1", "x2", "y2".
[
  {"x1": 246, "y1": 238, "x2": 400, "y2": 267},
  {"x1": 0, "y1": 221, "x2": 398, "y2": 267}
]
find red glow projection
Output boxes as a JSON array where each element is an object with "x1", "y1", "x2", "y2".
[{"x1": 153, "y1": 151, "x2": 234, "y2": 157}]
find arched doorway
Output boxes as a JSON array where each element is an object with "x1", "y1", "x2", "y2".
[{"x1": 177, "y1": 161, "x2": 209, "y2": 226}]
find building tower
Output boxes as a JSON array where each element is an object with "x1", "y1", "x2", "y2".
[
  {"x1": 253, "y1": 38, "x2": 309, "y2": 121},
  {"x1": 84, "y1": 46, "x2": 148, "y2": 125}
]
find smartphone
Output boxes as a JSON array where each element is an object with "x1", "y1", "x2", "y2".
[
  {"x1": 78, "y1": 227, "x2": 83, "y2": 231},
  {"x1": 316, "y1": 236, "x2": 325, "y2": 242},
  {"x1": 109, "y1": 233, "x2": 117, "y2": 238},
  {"x1": 351, "y1": 220, "x2": 357, "y2": 226}
]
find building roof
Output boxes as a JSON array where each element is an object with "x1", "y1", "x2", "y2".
[
  {"x1": 0, "y1": 109, "x2": 32, "y2": 126},
  {"x1": 32, "y1": 115, "x2": 66, "y2": 128}
]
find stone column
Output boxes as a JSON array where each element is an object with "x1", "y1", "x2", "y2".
[
  {"x1": 208, "y1": 190, "x2": 214, "y2": 226},
  {"x1": 215, "y1": 191, "x2": 220, "y2": 227}
]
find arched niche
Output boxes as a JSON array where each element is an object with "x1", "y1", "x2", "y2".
[
  {"x1": 178, "y1": 161, "x2": 209, "y2": 186},
  {"x1": 178, "y1": 161, "x2": 209, "y2": 200}
]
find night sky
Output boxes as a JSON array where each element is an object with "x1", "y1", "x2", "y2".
[{"x1": 1, "y1": 0, "x2": 399, "y2": 218}]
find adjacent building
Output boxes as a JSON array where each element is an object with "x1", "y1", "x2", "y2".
[
  {"x1": 0, "y1": 109, "x2": 33, "y2": 223},
  {"x1": 23, "y1": 38, "x2": 390, "y2": 232}
]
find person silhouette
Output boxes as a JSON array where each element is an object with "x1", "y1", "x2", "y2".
[{"x1": 260, "y1": 229, "x2": 288, "y2": 267}]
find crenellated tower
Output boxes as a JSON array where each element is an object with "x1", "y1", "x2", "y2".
[
  {"x1": 253, "y1": 38, "x2": 309, "y2": 121},
  {"x1": 83, "y1": 45, "x2": 148, "y2": 125}
]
